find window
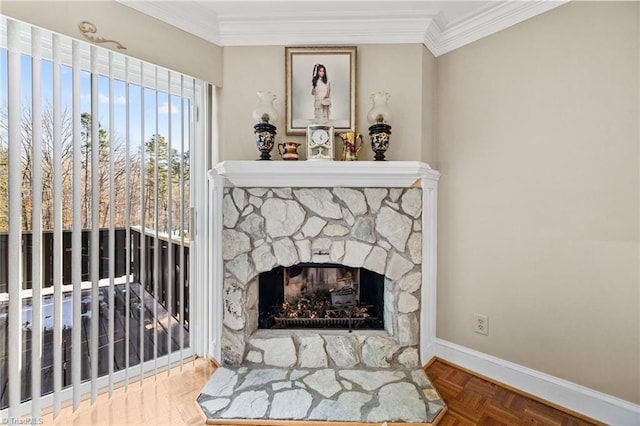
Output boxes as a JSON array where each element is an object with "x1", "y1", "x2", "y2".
[{"x1": 0, "y1": 16, "x2": 206, "y2": 419}]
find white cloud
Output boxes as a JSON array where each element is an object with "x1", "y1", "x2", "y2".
[
  {"x1": 158, "y1": 101, "x2": 180, "y2": 116},
  {"x1": 98, "y1": 93, "x2": 126, "y2": 105}
]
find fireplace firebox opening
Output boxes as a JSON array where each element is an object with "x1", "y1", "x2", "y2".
[{"x1": 258, "y1": 263, "x2": 385, "y2": 331}]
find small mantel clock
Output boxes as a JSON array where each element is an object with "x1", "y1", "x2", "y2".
[{"x1": 306, "y1": 123, "x2": 334, "y2": 160}]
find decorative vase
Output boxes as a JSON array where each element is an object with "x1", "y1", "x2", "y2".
[
  {"x1": 338, "y1": 132, "x2": 363, "y2": 161},
  {"x1": 252, "y1": 91, "x2": 279, "y2": 161},
  {"x1": 277, "y1": 141, "x2": 301, "y2": 160},
  {"x1": 254, "y1": 122, "x2": 277, "y2": 160},
  {"x1": 369, "y1": 124, "x2": 391, "y2": 161},
  {"x1": 367, "y1": 92, "x2": 392, "y2": 161}
]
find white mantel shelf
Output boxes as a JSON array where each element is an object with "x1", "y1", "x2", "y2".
[{"x1": 209, "y1": 160, "x2": 440, "y2": 188}]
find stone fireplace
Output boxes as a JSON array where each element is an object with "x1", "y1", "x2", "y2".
[{"x1": 208, "y1": 161, "x2": 440, "y2": 369}]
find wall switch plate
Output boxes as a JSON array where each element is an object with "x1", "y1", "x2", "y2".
[{"x1": 473, "y1": 313, "x2": 489, "y2": 335}]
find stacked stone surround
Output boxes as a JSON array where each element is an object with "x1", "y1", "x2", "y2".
[{"x1": 221, "y1": 186, "x2": 424, "y2": 369}]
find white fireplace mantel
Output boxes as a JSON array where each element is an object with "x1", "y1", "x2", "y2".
[
  {"x1": 210, "y1": 160, "x2": 440, "y2": 188},
  {"x1": 205, "y1": 160, "x2": 439, "y2": 364}
]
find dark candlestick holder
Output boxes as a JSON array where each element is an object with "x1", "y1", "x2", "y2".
[
  {"x1": 254, "y1": 121, "x2": 277, "y2": 160},
  {"x1": 368, "y1": 122, "x2": 391, "y2": 161}
]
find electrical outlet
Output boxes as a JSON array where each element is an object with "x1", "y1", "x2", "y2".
[{"x1": 473, "y1": 313, "x2": 489, "y2": 335}]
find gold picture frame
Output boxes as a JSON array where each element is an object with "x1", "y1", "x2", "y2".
[{"x1": 286, "y1": 46, "x2": 356, "y2": 135}]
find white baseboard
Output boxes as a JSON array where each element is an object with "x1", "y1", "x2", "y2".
[{"x1": 424, "y1": 339, "x2": 640, "y2": 426}]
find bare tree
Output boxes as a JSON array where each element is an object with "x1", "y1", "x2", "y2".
[{"x1": 0, "y1": 104, "x2": 142, "y2": 233}]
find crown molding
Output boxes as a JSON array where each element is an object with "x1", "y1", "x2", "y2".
[
  {"x1": 426, "y1": 0, "x2": 569, "y2": 56},
  {"x1": 216, "y1": 10, "x2": 436, "y2": 47},
  {"x1": 121, "y1": 0, "x2": 221, "y2": 45},
  {"x1": 119, "y1": 1, "x2": 567, "y2": 56}
]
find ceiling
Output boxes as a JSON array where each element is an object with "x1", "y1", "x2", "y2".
[{"x1": 118, "y1": 0, "x2": 567, "y2": 56}]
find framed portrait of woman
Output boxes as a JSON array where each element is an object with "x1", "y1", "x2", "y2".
[{"x1": 285, "y1": 46, "x2": 356, "y2": 135}]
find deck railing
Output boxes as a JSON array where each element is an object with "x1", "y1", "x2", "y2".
[{"x1": 0, "y1": 228, "x2": 190, "y2": 408}]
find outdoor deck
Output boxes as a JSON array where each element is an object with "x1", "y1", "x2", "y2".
[{"x1": 0, "y1": 227, "x2": 190, "y2": 409}]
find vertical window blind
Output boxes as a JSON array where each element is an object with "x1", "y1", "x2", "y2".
[{"x1": 0, "y1": 16, "x2": 202, "y2": 420}]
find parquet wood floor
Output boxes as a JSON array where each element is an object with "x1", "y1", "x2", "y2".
[{"x1": 424, "y1": 358, "x2": 602, "y2": 426}]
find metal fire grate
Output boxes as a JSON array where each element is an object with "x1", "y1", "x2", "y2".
[{"x1": 274, "y1": 317, "x2": 370, "y2": 328}]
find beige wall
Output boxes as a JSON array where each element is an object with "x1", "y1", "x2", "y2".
[
  {"x1": 220, "y1": 44, "x2": 432, "y2": 161},
  {"x1": 436, "y1": 1, "x2": 639, "y2": 403},
  {"x1": 1, "y1": 1, "x2": 223, "y2": 85},
  {"x1": 220, "y1": 46, "x2": 284, "y2": 161}
]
